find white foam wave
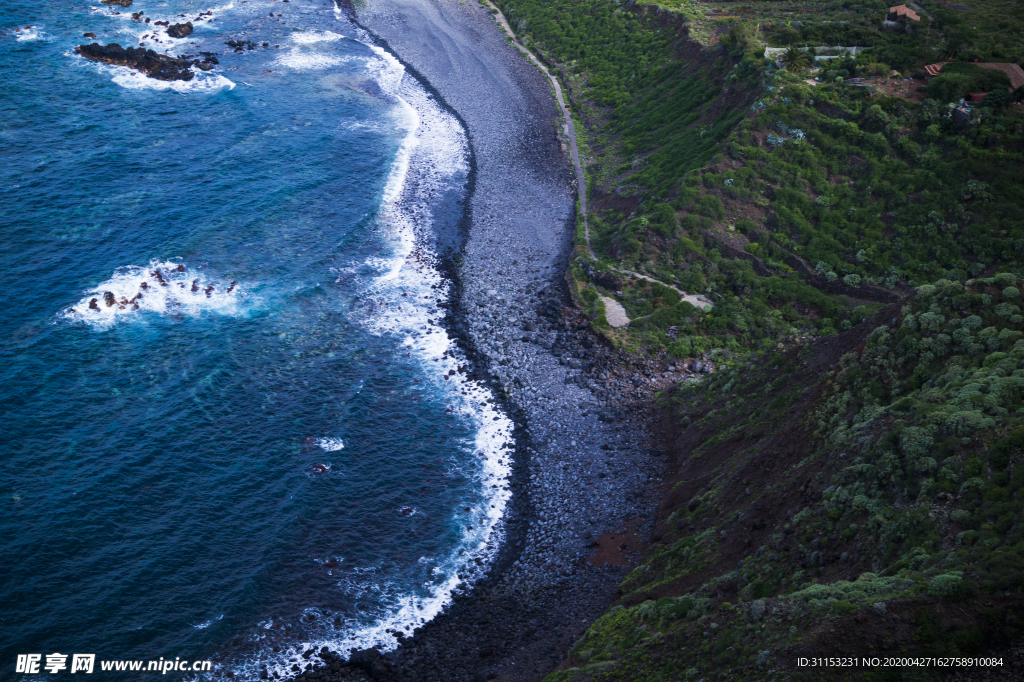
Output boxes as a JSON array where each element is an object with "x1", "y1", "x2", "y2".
[
  {"x1": 13, "y1": 27, "x2": 45, "y2": 42},
  {"x1": 193, "y1": 614, "x2": 224, "y2": 630},
  {"x1": 62, "y1": 260, "x2": 253, "y2": 329},
  {"x1": 275, "y1": 51, "x2": 346, "y2": 71},
  {"x1": 316, "y1": 438, "x2": 345, "y2": 452},
  {"x1": 292, "y1": 30, "x2": 344, "y2": 44},
  {"x1": 295, "y1": 26, "x2": 513, "y2": 665},
  {"x1": 223, "y1": 29, "x2": 510, "y2": 682},
  {"x1": 277, "y1": 30, "x2": 355, "y2": 71},
  {"x1": 111, "y1": 67, "x2": 236, "y2": 93}
]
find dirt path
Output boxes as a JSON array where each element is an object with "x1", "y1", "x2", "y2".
[{"x1": 481, "y1": 0, "x2": 713, "y2": 313}]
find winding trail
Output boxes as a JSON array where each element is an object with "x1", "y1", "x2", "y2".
[{"x1": 482, "y1": 0, "x2": 713, "y2": 314}]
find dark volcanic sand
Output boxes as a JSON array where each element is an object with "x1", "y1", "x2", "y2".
[{"x1": 294, "y1": 1, "x2": 680, "y2": 680}]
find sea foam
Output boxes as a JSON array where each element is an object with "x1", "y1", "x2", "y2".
[
  {"x1": 13, "y1": 27, "x2": 46, "y2": 42},
  {"x1": 63, "y1": 260, "x2": 253, "y2": 329},
  {"x1": 229, "y1": 26, "x2": 515, "y2": 682},
  {"x1": 316, "y1": 438, "x2": 345, "y2": 452},
  {"x1": 303, "y1": 25, "x2": 515, "y2": 666},
  {"x1": 111, "y1": 68, "x2": 236, "y2": 93}
]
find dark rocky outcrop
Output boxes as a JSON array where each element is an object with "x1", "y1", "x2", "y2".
[
  {"x1": 166, "y1": 22, "x2": 193, "y2": 38},
  {"x1": 100, "y1": 0, "x2": 133, "y2": 6},
  {"x1": 75, "y1": 43, "x2": 195, "y2": 81}
]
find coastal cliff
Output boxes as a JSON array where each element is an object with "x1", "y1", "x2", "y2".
[{"x1": 503, "y1": 0, "x2": 1024, "y2": 679}]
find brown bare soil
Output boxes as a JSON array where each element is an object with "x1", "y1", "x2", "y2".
[{"x1": 586, "y1": 517, "x2": 649, "y2": 568}]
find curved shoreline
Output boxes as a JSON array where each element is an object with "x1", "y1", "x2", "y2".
[
  {"x1": 296, "y1": 1, "x2": 673, "y2": 680},
  {"x1": 337, "y1": 0, "x2": 540, "y2": 605}
]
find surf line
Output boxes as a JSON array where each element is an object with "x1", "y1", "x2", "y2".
[{"x1": 241, "y1": 3, "x2": 525, "y2": 665}]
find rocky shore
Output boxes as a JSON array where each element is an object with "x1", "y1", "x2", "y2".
[{"x1": 271, "y1": 1, "x2": 716, "y2": 681}]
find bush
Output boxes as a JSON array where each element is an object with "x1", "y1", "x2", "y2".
[
  {"x1": 682, "y1": 214, "x2": 714, "y2": 234},
  {"x1": 657, "y1": 595, "x2": 695, "y2": 620},
  {"x1": 694, "y1": 195, "x2": 726, "y2": 220},
  {"x1": 647, "y1": 203, "x2": 680, "y2": 238},
  {"x1": 928, "y1": 573, "x2": 963, "y2": 598},
  {"x1": 927, "y1": 63, "x2": 1011, "y2": 103}
]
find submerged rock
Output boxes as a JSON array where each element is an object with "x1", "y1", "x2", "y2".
[
  {"x1": 166, "y1": 22, "x2": 193, "y2": 38},
  {"x1": 74, "y1": 43, "x2": 195, "y2": 82},
  {"x1": 100, "y1": 0, "x2": 133, "y2": 6}
]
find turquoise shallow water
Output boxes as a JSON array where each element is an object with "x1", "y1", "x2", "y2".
[{"x1": 0, "y1": 1, "x2": 512, "y2": 677}]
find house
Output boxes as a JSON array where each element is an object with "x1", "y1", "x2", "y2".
[
  {"x1": 887, "y1": 5, "x2": 921, "y2": 22},
  {"x1": 923, "y1": 61, "x2": 1024, "y2": 91}
]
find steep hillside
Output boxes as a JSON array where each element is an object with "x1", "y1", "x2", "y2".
[
  {"x1": 498, "y1": 0, "x2": 1024, "y2": 359},
  {"x1": 549, "y1": 278, "x2": 1024, "y2": 680},
  {"x1": 482, "y1": 0, "x2": 1024, "y2": 679}
]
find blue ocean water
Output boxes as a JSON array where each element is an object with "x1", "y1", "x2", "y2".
[{"x1": 0, "y1": 1, "x2": 512, "y2": 677}]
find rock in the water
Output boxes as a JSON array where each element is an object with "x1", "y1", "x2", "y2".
[
  {"x1": 101, "y1": 0, "x2": 133, "y2": 6},
  {"x1": 166, "y1": 22, "x2": 193, "y2": 38},
  {"x1": 83, "y1": 32, "x2": 96, "y2": 38},
  {"x1": 75, "y1": 43, "x2": 195, "y2": 81},
  {"x1": 103, "y1": 291, "x2": 116, "y2": 307}
]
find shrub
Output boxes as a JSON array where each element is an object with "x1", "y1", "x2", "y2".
[
  {"x1": 735, "y1": 217, "x2": 757, "y2": 233},
  {"x1": 658, "y1": 595, "x2": 695, "y2": 620},
  {"x1": 834, "y1": 600, "x2": 857, "y2": 615},
  {"x1": 695, "y1": 195, "x2": 726, "y2": 220},
  {"x1": 927, "y1": 63, "x2": 1011, "y2": 103},
  {"x1": 928, "y1": 573, "x2": 970, "y2": 600}
]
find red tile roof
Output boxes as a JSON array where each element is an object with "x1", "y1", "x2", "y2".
[{"x1": 888, "y1": 5, "x2": 921, "y2": 21}]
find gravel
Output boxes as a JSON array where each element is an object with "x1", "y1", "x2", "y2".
[{"x1": 284, "y1": 1, "x2": 707, "y2": 680}]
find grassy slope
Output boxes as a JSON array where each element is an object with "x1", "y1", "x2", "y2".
[
  {"x1": 485, "y1": 0, "x2": 1024, "y2": 678},
  {"x1": 525, "y1": 0, "x2": 1024, "y2": 360},
  {"x1": 551, "y1": 279, "x2": 1024, "y2": 680}
]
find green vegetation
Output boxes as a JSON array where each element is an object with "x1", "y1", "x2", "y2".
[
  {"x1": 549, "y1": 280, "x2": 1024, "y2": 680},
  {"x1": 501, "y1": 0, "x2": 1024, "y2": 679},
  {"x1": 519, "y1": 0, "x2": 1024, "y2": 361},
  {"x1": 926, "y1": 62, "x2": 1012, "y2": 102}
]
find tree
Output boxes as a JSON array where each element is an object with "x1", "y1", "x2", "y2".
[
  {"x1": 941, "y1": 31, "x2": 969, "y2": 60},
  {"x1": 982, "y1": 88, "x2": 1012, "y2": 112},
  {"x1": 782, "y1": 46, "x2": 810, "y2": 72}
]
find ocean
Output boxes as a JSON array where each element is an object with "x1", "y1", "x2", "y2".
[{"x1": 0, "y1": 0, "x2": 513, "y2": 677}]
